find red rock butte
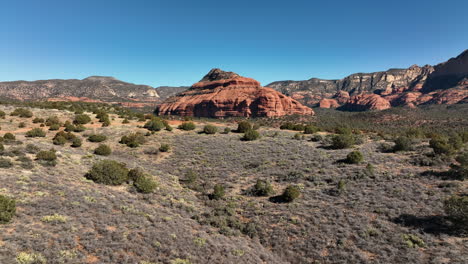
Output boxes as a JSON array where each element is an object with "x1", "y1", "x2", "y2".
[{"x1": 155, "y1": 69, "x2": 314, "y2": 118}]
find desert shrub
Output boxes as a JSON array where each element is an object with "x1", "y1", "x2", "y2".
[
  {"x1": 178, "y1": 122, "x2": 196, "y2": 131},
  {"x1": 223, "y1": 127, "x2": 231, "y2": 134},
  {"x1": 134, "y1": 175, "x2": 158, "y2": 193},
  {"x1": 25, "y1": 128, "x2": 46, "y2": 138},
  {"x1": 0, "y1": 195, "x2": 16, "y2": 224},
  {"x1": 429, "y1": 136, "x2": 454, "y2": 155},
  {"x1": 53, "y1": 131, "x2": 76, "y2": 141},
  {"x1": 203, "y1": 125, "x2": 218, "y2": 134},
  {"x1": 165, "y1": 123, "x2": 173, "y2": 131},
  {"x1": 210, "y1": 184, "x2": 225, "y2": 200},
  {"x1": 15, "y1": 252, "x2": 46, "y2": 264},
  {"x1": 242, "y1": 129, "x2": 260, "y2": 141},
  {"x1": 64, "y1": 122, "x2": 76, "y2": 132},
  {"x1": 32, "y1": 117, "x2": 44, "y2": 124},
  {"x1": 0, "y1": 158, "x2": 13, "y2": 168},
  {"x1": 18, "y1": 122, "x2": 26, "y2": 128},
  {"x1": 448, "y1": 151, "x2": 468, "y2": 180},
  {"x1": 53, "y1": 135, "x2": 67, "y2": 145},
  {"x1": 304, "y1": 125, "x2": 319, "y2": 134},
  {"x1": 280, "y1": 122, "x2": 305, "y2": 131},
  {"x1": 293, "y1": 133, "x2": 303, "y2": 140},
  {"x1": 405, "y1": 127, "x2": 425, "y2": 139},
  {"x1": 88, "y1": 134, "x2": 107, "y2": 142},
  {"x1": 402, "y1": 234, "x2": 426, "y2": 248},
  {"x1": 252, "y1": 179, "x2": 274, "y2": 196},
  {"x1": 237, "y1": 121, "x2": 252, "y2": 133},
  {"x1": 122, "y1": 118, "x2": 130, "y2": 124},
  {"x1": 48, "y1": 124, "x2": 60, "y2": 131},
  {"x1": 10, "y1": 108, "x2": 33, "y2": 118},
  {"x1": 71, "y1": 137, "x2": 82, "y2": 147},
  {"x1": 331, "y1": 134, "x2": 355, "y2": 149},
  {"x1": 0, "y1": 143, "x2": 4, "y2": 152},
  {"x1": 74, "y1": 124, "x2": 86, "y2": 132},
  {"x1": 345, "y1": 150, "x2": 364, "y2": 164},
  {"x1": 144, "y1": 118, "x2": 165, "y2": 131},
  {"x1": 85, "y1": 160, "x2": 129, "y2": 185},
  {"x1": 101, "y1": 119, "x2": 111, "y2": 127},
  {"x1": 281, "y1": 185, "x2": 300, "y2": 202},
  {"x1": 3, "y1": 133, "x2": 15, "y2": 141},
  {"x1": 0, "y1": 110, "x2": 5, "y2": 118},
  {"x1": 460, "y1": 131, "x2": 468, "y2": 143},
  {"x1": 444, "y1": 195, "x2": 468, "y2": 226},
  {"x1": 25, "y1": 144, "x2": 40, "y2": 154},
  {"x1": 94, "y1": 144, "x2": 112, "y2": 156},
  {"x1": 335, "y1": 126, "x2": 353, "y2": 135},
  {"x1": 393, "y1": 136, "x2": 413, "y2": 152},
  {"x1": 159, "y1": 143, "x2": 170, "y2": 152},
  {"x1": 73, "y1": 114, "x2": 91, "y2": 124},
  {"x1": 45, "y1": 116, "x2": 61, "y2": 126},
  {"x1": 310, "y1": 134, "x2": 323, "y2": 142},
  {"x1": 36, "y1": 150, "x2": 57, "y2": 161},
  {"x1": 120, "y1": 132, "x2": 146, "y2": 148},
  {"x1": 128, "y1": 168, "x2": 145, "y2": 182}
]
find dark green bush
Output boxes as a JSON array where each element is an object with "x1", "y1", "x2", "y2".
[
  {"x1": 94, "y1": 144, "x2": 112, "y2": 156},
  {"x1": 242, "y1": 130, "x2": 260, "y2": 141},
  {"x1": 0, "y1": 158, "x2": 13, "y2": 168},
  {"x1": 281, "y1": 185, "x2": 300, "y2": 202},
  {"x1": 0, "y1": 111, "x2": 5, "y2": 119},
  {"x1": 393, "y1": 136, "x2": 413, "y2": 152},
  {"x1": 45, "y1": 116, "x2": 61, "y2": 126},
  {"x1": 223, "y1": 127, "x2": 231, "y2": 134},
  {"x1": 345, "y1": 150, "x2": 364, "y2": 164},
  {"x1": 159, "y1": 143, "x2": 170, "y2": 152},
  {"x1": 128, "y1": 168, "x2": 145, "y2": 182},
  {"x1": 3, "y1": 133, "x2": 15, "y2": 141},
  {"x1": 64, "y1": 122, "x2": 76, "y2": 132},
  {"x1": 71, "y1": 137, "x2": 82, "y2": 148},
  {"x1": 144, "y1": 118, "x2": 165, "y2": 131},
  {"x1": 36, "y1": 150, "x2": 57, "y2": 161},
  {"x1": 304, "y1": 125, "x2": 319, "y2": 134},
  {"x1": 429, "y1": 136, "x2": 454, "y2": 155},
  {"x1": 178, "y1": 122, "x2": 196, "y2": 131},
  {"x1": 120, "y1": 133, "x2": 146, "y2": 148},
  {"x1": 85, "y1": 160, "x2": 129, "y2": 185},
  {"x1": 331, "y1": 134, "x2": 355, "y2": 149},
  {"x1": 53, "y1": 136, "x2": 67, "y2": 145},
  {"x1": 134, "y1": 175, "x2": 158, "y2": 193},
  {"x1": 444, "y1": 195, "x2": 468, "y2": 226},
  {"x1": 335, "y1": 127, "x2": 353, "y2": 135},
  {"x1": 0, "y1": 195, "x2": 16, "y2": 224},
  {"x1": 10, "y1": 108, "x2": 33, "y2": 118},
  {"x1": 73, "y1": 114, "x2": 91, "y2": 124},
  {"x1": 25, "y1": 128, "x2": 46, "y2": 138},
  {"x1": 237, "y1": 121, "x2": 252, "y2": 133},
  {"x1": 48, "y1": 124, "x2": 60, "y2": 131},
  {"x1": 253, "y1": 179, "x2": 274, "y2": 196},
  {"x1": 74, "y1": 125, "x2": 86, "y2": 132},
  {"x1": 203, "y1": 125, "x2": 218, "y2": 134},
  {"x1": 88, "y1": 134, "x2": 107, "y2": 142},
  {"x1": 32, "y1": 117, "x2": 44, "y2": 123},
  {"x1": 210, "y1": 184, "x2": 225, "y2": 200},
  {"x1": 448, "y1": 152, "x2": 468, "y2": 180}
]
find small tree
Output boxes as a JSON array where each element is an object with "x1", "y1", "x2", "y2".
[
  {"x1": 237, "y1": 121, "x2": 252, "y2": 133},
  {"x1": 281, "y1": 185, "x2": 300, "y2": 202},
  {"x1": 85, "y1": 160, "x2": 129, "y2": 185}
]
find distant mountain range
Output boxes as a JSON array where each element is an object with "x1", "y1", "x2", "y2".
[
  {"x1": 267, "y1": 50, "x2": 468, "y2": 110},
  {"x1": 0, "y1": 50, "x2": 466, "y2": 111}
]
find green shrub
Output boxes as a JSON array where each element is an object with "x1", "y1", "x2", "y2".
[
  {"x1": 444, "y1": 195, "x2": 468, "y2": 226},
  {"x1": 406, "y1": 128, "x2": 425, "y2": 139},
  {"x1": 74, "y1": 125, "x2": 86, "y2": 132},
  {"x1": 0, "y1": 143, "x2": 4, "y2": 152},
  {"x1": 88, "y1": 134, "x2": 107, "y2": 142},
  {"x1": 335, "y1": 127, "x2": 353, "y2": 135},
  {"x1": 253, "y1": 179, "x2": 274, "y2": 196},
  {"x1": 36, "y1": 150, "x2": 57, "y2": 161},
  {"x1": 223, "y1": 127, "x2": 231, "y2": 134},
  {"x1": 210, "y1": 184, "x2": 225, "y2": 200},
  {"x1": 429, "y1": 137, "x2": 454, "y2": 155},
  {"x1": 24, "y1": 128, "x2": 46, "y2": 138},
  {"x1": 331, "y1": 134, "x2": 355, "y2": 149},
  {"x1": 203, "y1": 125, "x2": 218, "y2": 134},
  {"x1": 15, "y1": 252, "x2": 46, "y2": 264},
  {"x1": 32, "y1": 117, "x2": 44, "y2": 123},
  {"x1": 165, "y1": 123, "x2": 173, "y2": 131},
  {"x1": 120, "y1": 133, "x2": 146, "y2": 148},
  {"x1": 3, "y1": 133, "x2": 15, "y2": 141},
  {"x1": 293, "y1": 133, "x2": 303, "y2": 140},
  {"x1": 0, "y1": 195, "x2": 16, "y2": 224},
  {"x1": 0, "y1": 110, "x2": 5, "y2": 119},
  {"x1": 304, "y1": 125, "x2": 319, "y2": 134},
  {"x1": 178, "y1": 122, "x2": 196, "y2": 131},
  {"x1": 345, "y1": 151, "x2": 364, "y2": 164},
  {"x1": 18, "y1": 122, "x2": 26, "y2": 128},
  {"x1": 134, "y1": 175, "x2": 158, "y2": 193},
  {"x1": 94, "y1": 144, "x2": 112, "y2": 156},
  {"x1": 159, "y1": 143, "x2": 170, "y2": 152},
  {"x1": 71, "y1": 137, "x2": 82, "y2": 148},
  {"x1": 393, "y1": 136, "x2": 413, "y2": 152},
  {"x1": 48, "y1": 124, "x2": 60, "y2": 131},
  {"x1": 242, "y1": 129, "x2": 260, "y2": 141},
  {"x1": 0, "y1": 158, "x2": 13, "y2": 168},
  {"x1": 144, "y1": 118, "x2": 165, "y2": 131},
  {"x1": 64, "y1": 123, "x2": 76, "y2": 132},
  {"x1": 281, "y1": 185, "x2": 300, "y2": 202},
  {"x1": 85, "y1": 160, "x2": 129, "y2": 185},
  {"x1": 448, "y1": 152, "x2": 468, "y2": 180},
  {"x1": 10, "y1": 108, "x2": 33, "y2": 118},
  {"x1": 128, "y1": 168, "x2": 145, "y2": 182},
  {"x1": 237, "y1": 121, "x2": 252, "y2": 133},
  {"x1": 45, "y1": 116, "x2": 61, "y2": 126},
  {"x1": 402, "y1": 234, "x2": 426, "y2": 248},
  {"x1": 73, "y1": 114, "x2": 91, "y2": 124},
  {"x1": 53, "y1": 136, "x2": 67, "y2": 145}
]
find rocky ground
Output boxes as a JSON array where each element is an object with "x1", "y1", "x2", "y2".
[{"x1": 0, "y1": 104, "x2": 466, "y2": 264}]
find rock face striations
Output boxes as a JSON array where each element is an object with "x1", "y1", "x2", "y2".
[
  {"x1": 156, "y1": 69, "x2": 313, "y2": 117},
  {"x1": 267, "y1": 50, "x2": 468, "y2": 111},
  {"x1": 0, "y1": 76, "x2": 159, "y2": 105}
]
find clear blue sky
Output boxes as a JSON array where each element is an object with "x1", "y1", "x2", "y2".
[{"x1": 1, "y1": 0, "x2": 467, "y2": 87}]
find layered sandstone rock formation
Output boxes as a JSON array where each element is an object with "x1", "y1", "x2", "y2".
[
  {"x1": 268, "y1": 50, "x2": 468, "y2": 111},
  {"x1": 156, "y1": 69, "x2": 313, "y2": 117}
]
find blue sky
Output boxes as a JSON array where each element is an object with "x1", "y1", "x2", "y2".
[{"x1": 1, "y1": 0, "x2": 467, "y2": 87}]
